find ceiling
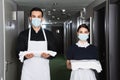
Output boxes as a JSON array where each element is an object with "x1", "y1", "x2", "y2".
[{"x1": 14, "y1": 0, "x2": 95, "y2": 24}]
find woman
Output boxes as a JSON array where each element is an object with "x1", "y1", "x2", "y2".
[{"x1": 66, "y1": 24, "x2": 102, "y2": 80}]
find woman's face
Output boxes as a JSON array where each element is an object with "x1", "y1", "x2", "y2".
[
  {"x1": 77, "y1": 27, "x2": 89, "y2": 35},
  {"x1": 77, "y1": 27, "x2": 89, "y2": 41}
]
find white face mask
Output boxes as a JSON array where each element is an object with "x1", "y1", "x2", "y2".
[
  {"x1": 78, "y1": 34, "x2": 89, "y2": 41},
  {"x1": 31, "y1": 18, "x2": 42, "y2": 27}
]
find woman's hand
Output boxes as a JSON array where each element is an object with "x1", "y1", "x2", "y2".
[
  {"x1": 66, "y1": 60, "x2": 71, "y2": 70},
  {"x1": 41, "y1": 52, "x2": 50, "y2": 59},
  {"x1": 25, "y1": 53, "x2": 34, "y2": 59}
]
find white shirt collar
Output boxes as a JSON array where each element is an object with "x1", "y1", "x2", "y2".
[{"x1": 76, "y1": 41, "x2": 90, "y2": 48}]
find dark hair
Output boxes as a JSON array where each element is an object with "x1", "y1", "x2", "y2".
[
  {"x1": 30, "y1": 7, "x2": 43, "y2": 17},
  {"x1": 77, "y1": 24, "x2": 90, "y2": 32}
]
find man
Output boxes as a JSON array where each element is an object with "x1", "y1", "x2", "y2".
[{"x1": 17, "y1": 7, "x2": 57, "y2": 80}]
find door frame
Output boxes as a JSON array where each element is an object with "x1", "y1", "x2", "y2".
[{"x1": 93, "y1": 2, "x2": 109, "y2": 80}]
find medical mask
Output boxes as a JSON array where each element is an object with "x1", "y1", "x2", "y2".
[
  {"x1": 31, "y1": 18, "x2": 42, "y2": 27},
  {"x1": 78, "y1": 34, "x2": 89, "y2": 41}
]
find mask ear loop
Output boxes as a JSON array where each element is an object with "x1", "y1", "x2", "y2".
[
  {"x1": 28, "y1": 17, "x2": 33, "y2": 28},
  {"x1": 27, "y1": 28, "x2": 31, "y2": 51}
]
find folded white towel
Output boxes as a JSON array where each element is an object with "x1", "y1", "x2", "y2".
[
  {"x1": 70, "y1": 60, "x2": 102, "y2": 73},
  {"x1": 19, "y1": 50, "x2": 57, "y2": 62}
]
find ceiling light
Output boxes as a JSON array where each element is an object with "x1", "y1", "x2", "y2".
[
  {"x1": 52, "y1": 16, "x2": 55, "y2": 18},
  {"x1": 49, "y1": 20, "x2": 51, "y2": 22},
  {"x1": 56, "y1": 29, "x2": 60, "y2": 34},
  {"x1": 48, "y1": 11, "x2": 51, "y2": 15},
  {"x1": 53, "y1": 9, "x2": 56, "y2": 11},
  {"x1": 57, "y1": 17, "x2": 60, "y2": 20},
  {"x1": 54, "y1": 22, "x2": 57, "y2": 24},
  {"x1": 48, "y1": 11, "x2": 51, "y2": 13},
  {"x1": 41, "y1": 9, "x2": 46, "y2": 12},
  {"x1": 83, "y1": 8, "x2": 86, "y2": 12},
  {"x1": 62, "y1": 9, "x2": 66, "y2": 12}
]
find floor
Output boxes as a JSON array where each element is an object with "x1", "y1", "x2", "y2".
[{"x1": 50, "y1": 54, "x2": 71, "y2": 80}]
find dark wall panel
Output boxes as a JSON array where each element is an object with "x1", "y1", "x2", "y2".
[
  {"x1": 110, "y1": 0, "x2": 120, "y2": 3},
  {"x1": 109, "y1": 4, "x2": 119, "y2": 80}
]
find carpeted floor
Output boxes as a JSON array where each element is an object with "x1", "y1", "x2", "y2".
[{"x1": 50, "y1": 54, "x2": 71, "y2": 80}]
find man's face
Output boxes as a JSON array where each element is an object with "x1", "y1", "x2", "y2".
[{"x1": 30, "y1": 11, "x2": 43, "y2": 21}]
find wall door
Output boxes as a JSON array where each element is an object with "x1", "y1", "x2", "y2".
[
  {"x1": 51, "y1": 26, "x2": 64, "y2": 54},
  {"x1": 4, "y1": 0, "x2": 19, "y2": 80},
  {"x1": 93, "y1": 2, "x2": 107, "y2": 80},
  {"x1": 0, "y1": 0, "x2": 5, "y2": 80}
]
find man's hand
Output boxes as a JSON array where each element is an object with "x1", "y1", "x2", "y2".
[
  {"x1": 25, "y1": 53, "x2": 34, "y2": 59},
  {"x1": 41, "y1": 52, "x2": 50, "y2": 59}
]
